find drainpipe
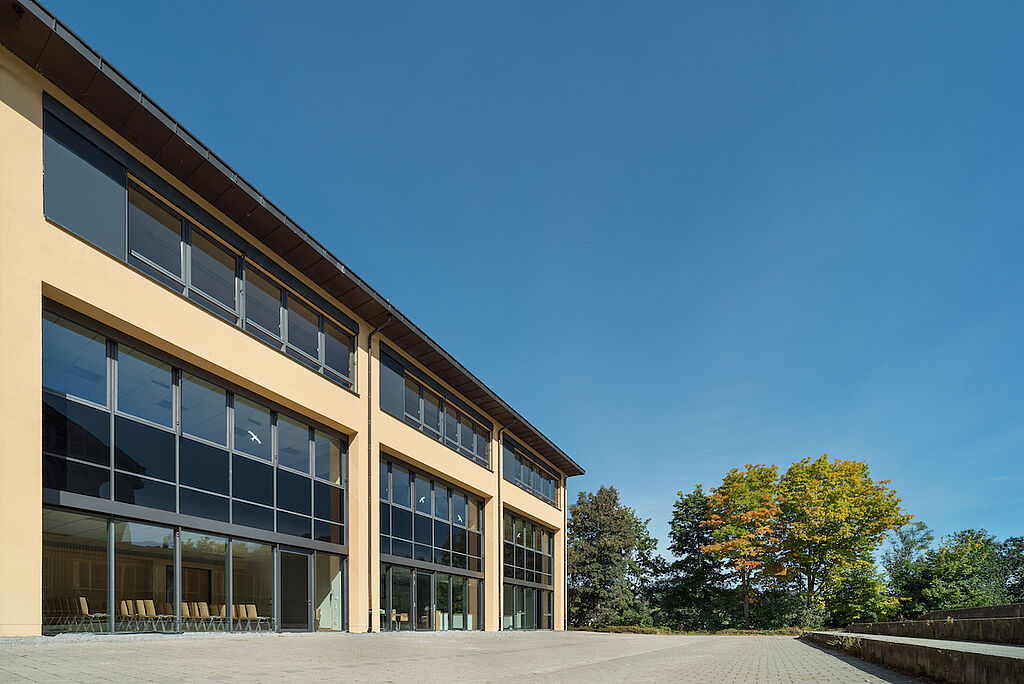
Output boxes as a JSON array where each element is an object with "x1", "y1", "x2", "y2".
[
  {"x1": 563, "y1": 473, "x2": 568, "y2": 631},
  {"x1": 366, "y1": 312, "x2": 392, "y2": 632}
]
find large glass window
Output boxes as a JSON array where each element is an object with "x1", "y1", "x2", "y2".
[
  {"x1": 286, "y1": 296, "x2": 320, "y2": 361},
  {"x1": 379, "y1": 347, "x2": 491, "y2": 467},
  {"x1": 42, "y1": 311, "x2": 347, "y2": 549},
  {"x1": 277, "y1": 415, "x2": 310, "y2": 473},
  {"x1": 379, "y1": 458, "x2": 483, "y2": 573},
  {"x1": 504, "y1": 511, "x2": 555, "y2": 587},
  {"x1": 42, "y1": 312, "x2": 107, "y2": 405},
  {"x1": 244, "y1": 269, "x2": 282, "y2": 340},
  {"x1": 42, "y1": 508, "x2": 108, "y2": 634},
  {"x1": 390, "y1": 566, "x2": 413, "y2": 631},
  {"x1": 233, "y1": 396, "x2": 271, "y2": 461},
  {"x1": 114, "y1": 521, "x2": 175, "y2": 633},
  {"x1": 180, "y1": 531, "x2": 228, "y2": 632},
  {"x1": 503, "y1": 441, "x2": 560, "y2": 507},
  {"x1": 129, "y1": 187, "x2": 182, "y2": 280},
  {"x1": 43, "y1": 109, "x2": 356, "y2": 388},
  {"x1": 189, "y1": 229, "x2": 236, "y2": 314},
  {"x1": 181, "y1": 373, "x2": 226, "y2": 445},
  {"x1": 42, "y1": 111, "x2": 126, "y2": 258},
  {"x1": 116, "y1": 346, "x2": 172, "y2": 427},
  {"x1": 232, "y1": 540, "x2": 274, "y2": 631},
  {"x1": 314, "y1": 552, "x2": 345, "y2": 631}
]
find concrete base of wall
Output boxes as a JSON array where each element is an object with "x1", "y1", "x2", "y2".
[
  {"x1": 846, "y1": 617, "x2": 1024, "y2": 646},
  {"x1": 802, "y1": 631, "x2": 1024, "y2": 684}
]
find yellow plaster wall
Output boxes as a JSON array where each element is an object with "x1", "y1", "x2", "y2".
[{"x1": 0, "y1": 45, "x2": 571, "y2": 635}]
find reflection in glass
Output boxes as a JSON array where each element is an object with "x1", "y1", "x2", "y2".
[
  {"x1": 43, "y1": 456, "x2": 110, "y2": 498},
  {"x1": 232, "y1": 501, "x2": 274, "y2": 531},
  {"x1": 43, "y1": 112, "x2": 127, "y2": 259},
  {"x1": 181, "y1": 374, "x2": 226, "y2": 445},
  {"x1": 277, "y1": 470, "x2": 311, "y2": 515},
  {"x1": 315, "y1": 552, "x2": 344, "y2": 631},
  {"x1": 232, "y1": 540, "x2": 274, "y2": 631},
  {"x1": 391, "y1": 566, "x2": 412, "y2": 631},
  {"x1": 179, "y1": 489, "x2": 229, "y2": 522},
  {"x1": 415, "y1": 476, "x2": 431, "y2": 514},
  {"x1": 129, "y1": 187, "x2": 181, "y2": 277},
  {"x1": 392, "y1": 467, "x2": 410, "y2": 508},
  {"x1": 114, "y1": 472, "x2": 175, "y2": 512},
  {"x1": 117, "y1": 346, "x2": 172, "y2": 426},
  {"x1": 232, "y1": 455, "x2": 273, "y2": 505},
  {"x1": 190, "y1": 230, "x2": 236, "y2": 310},
  {"x1": 42, "y1": 508, "x2": 108, "y2": 634},
  {"x1": 43, "y1": 393, "x2": 110, "y2": 466},
  {"x1": 179, "y1": 438, "x2": 228, "y2": 495},
  {"x1": 434, "y1": 484, "x2": 449, "y2": 521},
  {"x1": 233, "y1": 397, "x2": 271, "y2": 460},
  {"x1": 180, "y1": 531, "x2": 227, "y2": 632},
  {"x1": 286, "y1": 296, "x2": 319, "y2": 360},
  {"x1": 277, "y1": 415, "x2": 309, "y2": 473},
  {"x1": 42, "y1": 312, "x2": 107, "y2": 405},
  {"x1": 114, "y1": 520, "x2": 175, "y2": 632},
  {"x1": 435, "y1": 574, "x2": 450, "y2": 631},
  {"x1": 314, "y1": 482, "x2": 343, "y2": 523},
  {"x1": 315, "y1": 432, "x2": 343, "y2": 484},
  {"x1": 280, "y1": 551, "x2": 310, "y2": 630},
  {"x1": 452, "y1": 575, "x2": 465, "y2": 630},
  {"x1": 114, "y1": 416, "x2": 174, "y2": 481},
  {"x1": 324, "y1": 321, "x2": 351, "y2": 378},
  {"x1": 467, "y1": 578, "x2": 481, "y2": 630},
  {"x1": 415, "y1": 571, "x2": 432, "y2": 630},
  {"x1": 244, "y1": 269, "x2": 281, "y2": 337}
]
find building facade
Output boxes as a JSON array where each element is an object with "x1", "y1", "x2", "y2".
[{"x1": 0, "y1": 1, "x2": 583, "y2": 637}]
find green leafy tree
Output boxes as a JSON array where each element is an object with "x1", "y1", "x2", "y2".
[
  {"x1": 1000, "y1": 537, "x2": 1024, "y2": 603},
  {"x1": 659, "y1": 485, "x2": 730, "y2": 630},
  {"x1": 922, "y1": 529, "x2": 1005, "y2": 609},
  {"x1": 778, "y1": 454, "x2": 911, "y2": 608},
  {"x1": 825, "y1": 564, "x2": 899, "y2": 625},
  {"x1": 882, "y1": 522, "x2": 935, "y2": 618},
  {"x1": 701, "y1": 464, "x2": 781, "y2": 628},
  {"x1": 567, "y1": 485, "x2": 658, "y2": 627}
]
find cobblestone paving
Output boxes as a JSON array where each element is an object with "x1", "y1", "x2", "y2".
[{"x1": 0, "y1": 631, "x2": 925, "y2": 683}]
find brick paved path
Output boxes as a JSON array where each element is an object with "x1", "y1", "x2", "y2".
[{"x1": 0, "y1": 631, "x2": 924, "y2": 683}]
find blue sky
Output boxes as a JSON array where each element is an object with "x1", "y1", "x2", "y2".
[{"x1": 46, "y1": 1, "x2": 1024, "y2": 553}]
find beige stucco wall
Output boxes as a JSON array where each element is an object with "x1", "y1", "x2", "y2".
[{"x1": 0, "y1": 45, "x2": 569, "y2": 636}]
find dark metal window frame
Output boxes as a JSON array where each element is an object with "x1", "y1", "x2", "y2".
[
  {"x1": 379, "y1": 456, "x2": 484, "y2": 574},
  {"x1": 502, "y1": 510, "x2": 554, "y2": 588},
  {"x1": 379, "y1": 561, "x2": 484, "y2": 632},
  {"x1": 380, "y1": 344, "x2": 491, "y2": 468},
  {"x1": 42, "y1": 304, "x2": 348, "y2": 551},
  {"x1": 41, "y1": 95, "x2": 358, "y2": 391},
  {"x1": 502, "y1": 437, "x2": 560, "y2": 508},
  {"x1": 41, "y1": 503, "x2": 349, "y2": 634}
]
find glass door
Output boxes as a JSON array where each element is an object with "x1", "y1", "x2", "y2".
[
  {"x1": 435, "y1": 574, "x2": 450, "y2": 631},
  {"x1": 280, "y1": 550, "x2": 311, "y2": 630},
  {"x1": 415, "y1": 571, "x2": 433, "y2": 630}
]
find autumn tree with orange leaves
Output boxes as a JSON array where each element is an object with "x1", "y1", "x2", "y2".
[{"x1": 700, "y1": 464, "x2": 781, "y2": 628}]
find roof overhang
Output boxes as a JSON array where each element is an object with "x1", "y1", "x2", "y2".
[{"x1": 0, "y1": 0, "x2": 584, "y2": 477}]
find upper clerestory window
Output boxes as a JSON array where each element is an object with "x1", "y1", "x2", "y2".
[{"x1": 41, "y1": 104, "x2": 357, "y2": 390}]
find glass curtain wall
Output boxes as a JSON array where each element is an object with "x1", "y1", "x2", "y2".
[
  {"x1": 381, "y1": 563, "x2": 482, "y2": 632},
  {"x1": 180, "y1": 531, "x2": 227, "y2": 631},
  {"x1": 42, "y1": 509, "x2": 108, "y2": 634},
  {"x1": 502, "y1": 583, "x2": 554, "y2": 630},
  {"x1": 114, "y1": 521, "x2": 175, "y2": 632},
  {"x1": 232, "y1": 540, "x2": 274, "y2": 631},
  {"x1": 314, "y1": 552, "x2": 345, "y2": 631}
]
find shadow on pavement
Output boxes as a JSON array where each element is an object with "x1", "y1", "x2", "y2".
[{"x1": 799, "y1": 639, "x2": 928, "y2": 683}]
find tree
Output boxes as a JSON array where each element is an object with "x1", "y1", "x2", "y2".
[
  {"x1": 882, "y1": 522, "x2": 935, "y2": 619},
  {"x1": 1000, "y1": 537, "x2": 1024, "y2": 603},
  {"x1": 701, "y1": 464, "x2": 781, "y2": 628},
  {"x1": 567, "y1": 486, "x2": 658, "y2": 627},
  {"x1": 825, "y1": 565, "x2": 899, "y2": 625},
  {"x1": 777, "y1": 454, "x2": 911, "y2": 609},
  {"x1": 923, "y1": 529, "x2": 1005, "y2": 609},
  {"x1": 659, "y1": 485, "x2": 730, "y2": 630}
]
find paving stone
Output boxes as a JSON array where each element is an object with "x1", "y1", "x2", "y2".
[{"x1": 0, "y1": 631, "x2": 925, "y2": 683}]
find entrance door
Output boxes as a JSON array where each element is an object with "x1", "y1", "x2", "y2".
[
  {"x1": 415, "y1": 571, "x2": 433, "y2": 630},
  {"x1": 280, "y1": 550, "x2": 311, "y2": 630}
]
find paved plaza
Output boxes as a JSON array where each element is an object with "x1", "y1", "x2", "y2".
[{"x1": 0, "y1": 631, "x2": 923, "y2": 683}]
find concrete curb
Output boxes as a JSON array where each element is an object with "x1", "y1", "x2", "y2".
[{"x1": 802, "y1": 630, "x2": 1024, "y2": 684}]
